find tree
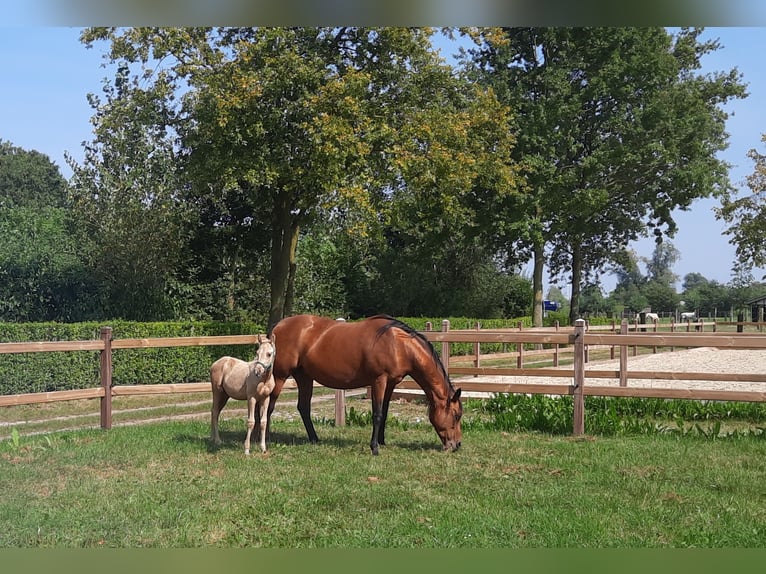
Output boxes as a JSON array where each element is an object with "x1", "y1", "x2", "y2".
[
  {"x1": 462, "y1": 27, "x2": 747, "y2": 325},
  {"x1": 579, "y1": 283, "x2": 608, "y2": 316},
  {"x1": 645, "y1": 241, "x2": 680, "y2": 286},
  {"x1": 67, "y1": 63, "x2": 192, "y2": 320},
  {"x1": 80, "y1": 27, "x2": 521, "y2": 329},
  {"x1": 682, "y1": 272, "x2": 710, "y2": 292},
  {"x1": 717, "y1": 134, "x2": 766, "y2": 278},
  {"x1": 641, "y1": 241, "x2": 681, "y2": 312},
  {"x1": 607, "y1": 248, "x2": 648, "y2": 315},
  {"x1": 642, "y1": 280, "x2": 680, "y2": 314},
  {"x1": 681, "y1": 273, "x2": 731, "y2": 317},
  {"x1": 0, "y1": 142, "x2": 96, "y2": 321},
  {"x1": 0, "y1": 140, "x2": 67, "y2": 209}
]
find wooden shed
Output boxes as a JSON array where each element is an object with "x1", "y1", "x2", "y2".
[{"x1": 746, "y1": 294, "x2": 766, "y2": 323}]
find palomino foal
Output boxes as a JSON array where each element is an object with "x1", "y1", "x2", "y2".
[{"x1": 210, "y1": 334, "x2": 276, "y2": 454}]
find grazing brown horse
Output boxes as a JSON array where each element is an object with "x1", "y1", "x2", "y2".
[
  {"x1": 210, "y1": 334, "x2": 276, "y2": 454},
  {"x1": 268, "y1": 314, "x2": 462, "y2": 455}
]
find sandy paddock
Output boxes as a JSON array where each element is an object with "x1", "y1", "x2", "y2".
[{"x1": 454, "y1": 347, "x2": 766, "y2": 395}]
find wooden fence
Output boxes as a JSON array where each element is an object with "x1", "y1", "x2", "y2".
[{"x1": 1, "y1": 320, "x2": 766, "y2": 436}]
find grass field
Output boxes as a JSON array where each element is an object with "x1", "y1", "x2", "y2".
[{"x1": 1, "y1": 410, "x2": 765, "y2": 548}]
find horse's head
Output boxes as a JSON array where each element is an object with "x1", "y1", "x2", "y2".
[
  {"x1": 252, "y1": 334, "x2": 276, "y2": 377},
  {"x1": 429, "y1": 388, "x2": 463, "y2": 452}
]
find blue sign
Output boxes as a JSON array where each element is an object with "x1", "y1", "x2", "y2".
[{"x1": 543, "y1": 300, "x2": 559, "y2": 311}]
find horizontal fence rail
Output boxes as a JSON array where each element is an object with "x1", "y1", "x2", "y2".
[{"x1": 2, "y1": 320, "x2": 766, "y2": 436}]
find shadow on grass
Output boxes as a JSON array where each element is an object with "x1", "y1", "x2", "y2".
[
  {"x1": 173, "y1": 428, "x2": 360, "y2": 453},
  {"x1": 173, "y1": 426, "x2": 442, "y2": 454}
]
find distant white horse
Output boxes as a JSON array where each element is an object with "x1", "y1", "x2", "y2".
[
  {"x1": 644, "y1": 312, "x2": 659, "y2": 324},
  {"x1": 680, "y1": 312, "x2": 697, "y2": 321},
  {"x1": 210, "y1": 334, "x2": 276, "y2": 454}
]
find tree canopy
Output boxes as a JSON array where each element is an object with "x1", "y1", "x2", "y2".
[
  {"x1": 717, "y1": 134, "x2": 766, "y2": 278},
  {"x1": 3, "y1": 27, "x2": 760, "y2": 326},
  {"x1": 460, "y1": 27, "x2": 747, "y2": 324},
  {"x1": 75, "y1": 27, "x2": 522, "y2": 328}
]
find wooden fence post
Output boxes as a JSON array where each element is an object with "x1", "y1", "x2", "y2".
[
  {"x1": 473, "y1": 322, "x2": 481, "y2": 376},
  {"x1": 99, "y1": 326, "x2": 113, "y2": 430},
  {"x1": 553, "y1": 321, "x2": 560, "y2": 367},
  {"x1": 670, "y1": 320, "x2": 675, "y2": 352},
  {"x1": 572, "y1": 319, "x2": 585, "y2": 436},
  {"x1": 441, "y1": 320, "x2": 450, "y2": 378},
  {"x1": 619, "y1": 319, "x2": 628, "y2": 387}
]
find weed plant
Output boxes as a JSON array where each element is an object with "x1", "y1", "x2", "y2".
[{"x1": 466, "y1": 394, "x2": 766, "y2": 438}]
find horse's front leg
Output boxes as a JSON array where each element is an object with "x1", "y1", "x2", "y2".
[
  {"x1": 266, "y1": 376, "x2": 286, "y2": 441},
  {"x1": 295, "y1": 372, "x2": 319, "y2": 443},
  {"x1": 369, "y1": 375, "x2": 389, "y2": 455},
  {"x1": 244, "y1": 395, "x2": 256, "y2": 455},
  {"x1": 378, "y1": 378, "x2": 400, "y2": 447}
]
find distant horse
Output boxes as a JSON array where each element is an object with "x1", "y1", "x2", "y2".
[
  {"x1": 210, "y1": 334, "x2": 276, "y2": 454},
  {"x1": 680, "y1": 312, "x2": 697, "y2": 321},
  {"x1": 268, "y1": 314, "x2": 462, "y2": 455},
  {"x1": 644, "y1": 312, "x2": 659, "y2": 324}
]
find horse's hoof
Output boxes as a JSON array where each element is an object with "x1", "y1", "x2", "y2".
[{"x1": 244, "y1": 449, "x2": 250, "y2": 455}]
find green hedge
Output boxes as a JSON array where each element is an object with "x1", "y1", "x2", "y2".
[
  {"x1": 2, "y1": 315, "x2": 588, "y2": 396},
  {"x1": 0, "y1": 321, "x2": 263, "y2": 396}
]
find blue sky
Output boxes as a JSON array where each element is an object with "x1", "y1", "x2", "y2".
[{"x1": 1, "y1": 27, "x2": 765, "y2": 295}]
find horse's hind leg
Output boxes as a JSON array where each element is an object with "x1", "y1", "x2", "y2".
[
  {"x1": 295, "y1": 372, "x2": 319, "y2": 443},
  {"x1": 210, "y1": 388, "x2": 230, "y2": 446}
]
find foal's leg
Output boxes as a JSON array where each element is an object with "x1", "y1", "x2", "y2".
[
  {"x1": 244, "y1": 395, "x2": 257, "y2": 455},
  {"x1": 210, "y1": 389, "x2": 229, "y2": 446},
  {"x1": 245, "y1": 397, "x2": 256, "y2": 454},
  {"x1": 258, "y1": 395, "x2": 270, "y2": 453}
]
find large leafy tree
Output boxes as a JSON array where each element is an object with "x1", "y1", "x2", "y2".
[
  {"x1": 717, "y1": 134, "x2": 766, "y2": 278},
  {"x1": 79, "y1": 27, "x2": 520, "y2": 328},
  {"x1": 462, "y1": 27, "x2": 747, "y2": 325}
]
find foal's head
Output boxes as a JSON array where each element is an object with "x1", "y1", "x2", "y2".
[{"x1": 252, "y1": 334, "x2": 276, "y2": 377}]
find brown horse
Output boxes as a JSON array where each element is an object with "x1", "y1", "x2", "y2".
[
  {"x1": 268, "y1": 314, "x2": 462, "y2": 455},
  {"x1": 210, "y1": 334, "x2": 276, "y2": 454}
]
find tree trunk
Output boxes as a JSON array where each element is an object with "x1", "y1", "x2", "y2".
[
  {"x1": 532, "y1": 238, "x2": 544, "y2": 327},
  {"x1": 283, "y1": 233, "x2": 298, "y2": 317},
  {"x1": 268, "y1": 196, "x2": 300, "y2": 333},
  {"x1": 569, "y1": 241, "x2": 583, "y2": 325}
]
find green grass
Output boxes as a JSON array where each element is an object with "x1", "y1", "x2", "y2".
[{"x1": 1, "y1": 416, "x2": 765, "y2": 548}]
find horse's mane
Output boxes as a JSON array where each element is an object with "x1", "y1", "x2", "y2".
[{"x1": 371, "y1": 314, "x2": 456, "y2": 394}]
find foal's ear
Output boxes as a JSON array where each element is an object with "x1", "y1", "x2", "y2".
[{"x1": 451, "y1": 388, "x2": 462, "y2": 402}]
